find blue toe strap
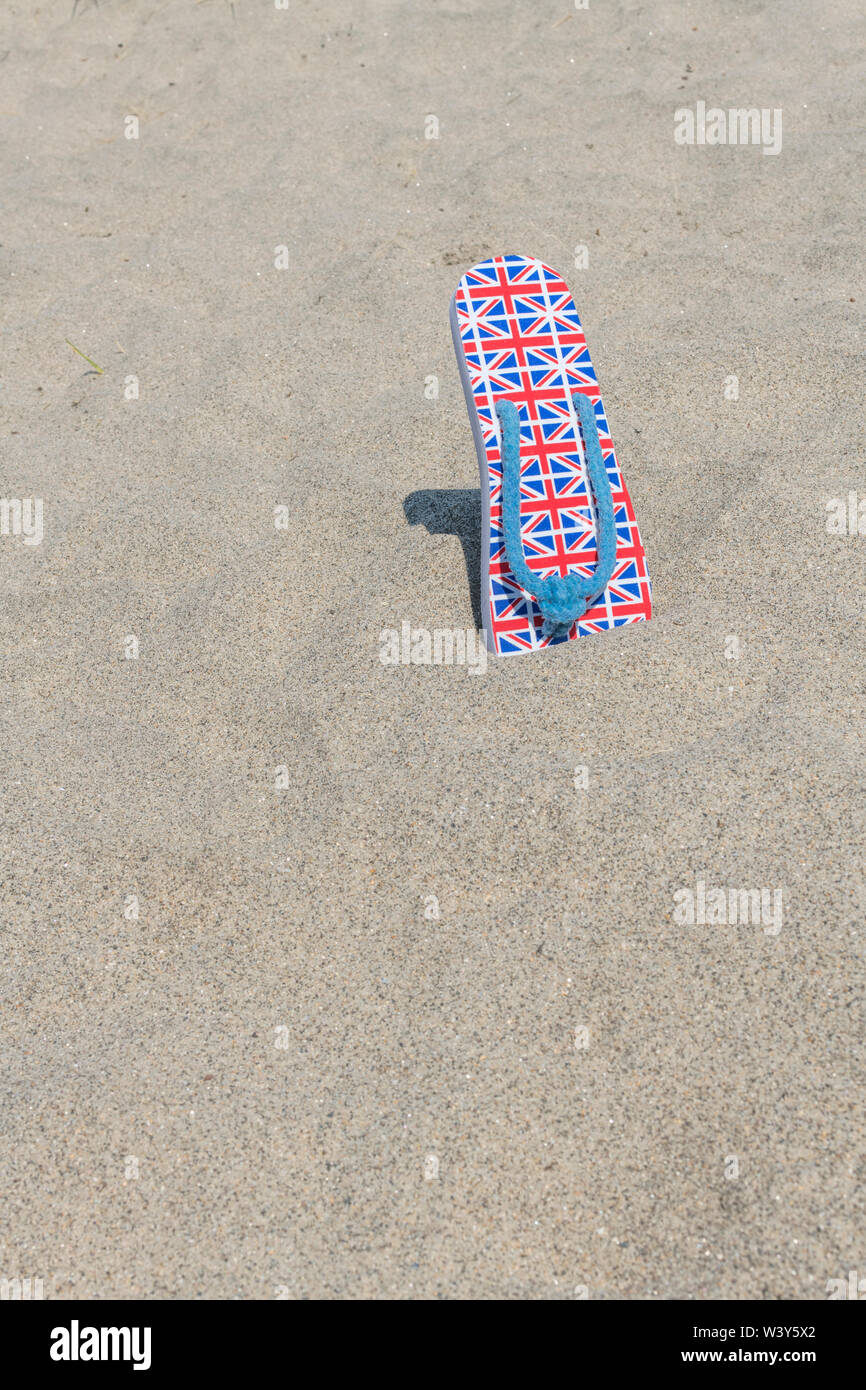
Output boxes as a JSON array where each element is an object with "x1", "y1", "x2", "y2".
[{"x1": 496, "y1": 392, "x2": 617, "y2": 639}]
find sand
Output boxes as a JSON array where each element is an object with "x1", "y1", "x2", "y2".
[{"x1": 0, "y1": 0, "x2": 863, "y2": 1299}]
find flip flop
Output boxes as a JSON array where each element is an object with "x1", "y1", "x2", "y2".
[{"x1": 451, "y1": 254, "x2": 652, "y2": 655}]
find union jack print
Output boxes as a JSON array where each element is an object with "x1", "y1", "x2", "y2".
[{"x1": 450, "y1": 254, "x2": 652, "y2": 655}]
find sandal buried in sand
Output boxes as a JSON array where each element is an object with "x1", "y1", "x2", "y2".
[{"x1": 451, "y1": 254, "x2": 652, "y2": 655}]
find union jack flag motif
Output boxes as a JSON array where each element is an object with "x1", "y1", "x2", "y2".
[{"x1": 450, "y1": 254, "x2": 652, "y2": 655}]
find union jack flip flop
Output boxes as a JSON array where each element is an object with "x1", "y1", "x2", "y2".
[{"x1": 451, "y1": 254, "x2": 652, "y2": 655}]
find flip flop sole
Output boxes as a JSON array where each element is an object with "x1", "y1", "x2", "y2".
[{"x1": 451, "y1": 254, "x2": 652, "y2": 655}]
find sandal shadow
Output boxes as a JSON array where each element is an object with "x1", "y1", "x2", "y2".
[{"x1": 403, "y1": 488, "x2": 482, "y2": 632}]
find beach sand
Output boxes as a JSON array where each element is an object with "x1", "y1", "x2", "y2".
[{"x1": 1, "y1": 0, "x2": 863, "y2": 1298}]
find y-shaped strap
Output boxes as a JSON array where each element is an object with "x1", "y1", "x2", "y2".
[{"x1": 496, "y1": 391, "x2": 617, "y2": 639}]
